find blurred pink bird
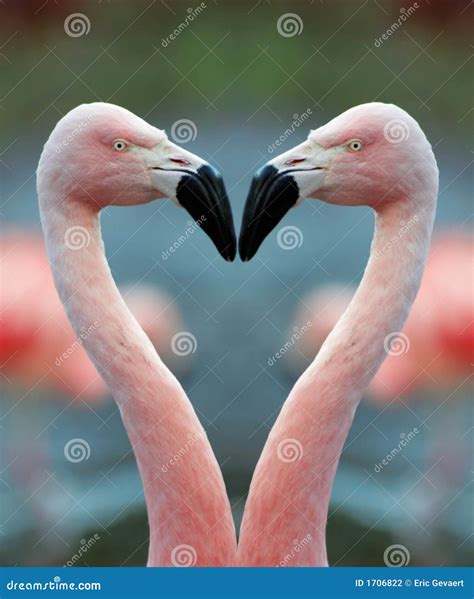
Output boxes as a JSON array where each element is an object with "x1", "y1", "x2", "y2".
[
  {"x1": 36, "y1": 103, "x2": 237, "y2": 566},
  {"x1": 237, "y1": 103, "x2": 439, "y2": 566},
  {"x1": 287, "y1": 233, "x2": 473, "y2": 401},
  {"x1": 1, "y1": 231, "x2": 187, "y2": 402}
]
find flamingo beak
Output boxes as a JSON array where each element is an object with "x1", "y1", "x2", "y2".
[
  {"x1": 176, "y1": 164, "x2": 237, "y2": 262},
  {"x1": 239, "y1": 164, "x2": 299, "y2": 261}
]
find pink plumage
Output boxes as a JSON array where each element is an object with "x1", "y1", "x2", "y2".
[
  {"x1": 36, "y1": 103, "x2": 237, "y2": 566},
  {"x1": 237, "y1": 102, "x2": 439, "y2": 566}
]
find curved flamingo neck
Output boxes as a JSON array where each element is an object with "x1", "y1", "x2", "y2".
[
  {"x1": 39, "y1": 198, "x2": 165, "y2": 396},
  {"x1": 238, "y1": 194, "x2": 436, "y2": 566},
  {"x1": 315, "y1": 196, "x2": 436, "y2": 401},
  {"x1": 38, "y1": 192, "x2": 237, "y2": 566}
]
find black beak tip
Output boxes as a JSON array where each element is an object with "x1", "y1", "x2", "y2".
[
  {"x1": 238, "y1": 236, "x2": 255, "y2": 262},
  {"x1": 223, "y1": 241, "x2": 237, "y2": 262},
  {"x1": 211, "y1": 229, "x2": 237, "y2": 263},
  {"x1": 176, "y1": 164, "x2": 237, "y2": 262},
  {"x1": 238, "y1": 164, "x2": 300, "y2": 263}
]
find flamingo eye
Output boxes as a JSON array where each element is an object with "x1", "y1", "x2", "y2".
[
  {"x1": 285, "y1": 158, "x2": 306, "y2": 166},
  {"x1": 113, "y1": 140, "x2": 128, "y2": 152},
  {"x1": 348, "y1": 140, "x2": 363, "y2": 152},
  {"x1": 170, "y1": 158, "x2": 191, "y2": 166}
]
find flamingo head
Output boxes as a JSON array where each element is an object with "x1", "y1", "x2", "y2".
[
  {"x1": 239, "y1": 102, "x2": 438, "y2": 261},
  {"x1": 37, "y1": 102, "x2": 236, "y2": 261}
]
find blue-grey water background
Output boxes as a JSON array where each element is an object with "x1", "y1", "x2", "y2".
[{"x1": 0, "y1": 0, "x2": 472, "y2": 566}]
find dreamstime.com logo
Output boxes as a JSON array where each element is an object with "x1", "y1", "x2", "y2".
[
  {"x1": 277, "y1": 225, "x2": 303, "y2": 250},
  {"x1": 171, "y1": 332, "x2": 198, "y2": 356},
  {"x1": 384, "y1": 544, "x2": 411, "y2": 566},
  {"x1": 6, "y1": 577, "x2": 101, "y2": 591},
  {"x1": 277, "y1": 438, "x2": 304, "y2": 463},
  {"x1": 383, "y1": 331, "x2": 410, "y2": 357},
  {"x1": 170, "y1": 119, "x2": 197, "y2": 143},
  {"x1": 384, "y1": 119, "x2": 410, "y2": 143},
  {"x1": 64, "y1": 225, "x2": 91, "y2": 250},
  {"x1": 64, "y1": 13, "x2": 91, "y2": 38},
  {"x1": 277, "y1": 13, "x2": 303, "y2": 37},
  {"x1": 64, "y1": 438, "x2": 91, "y2": 463},
  {"x1": 171, "y1": 544, "x2": 197, "y2": 567}
]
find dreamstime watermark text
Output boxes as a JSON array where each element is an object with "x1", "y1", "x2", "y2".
[
  {"x1": 374, "y1": 3, "x2": 419, "y2": 47},
  {"x1": 277, "y1": 534, "x2": 312, "y2": 566},
  {"x1": 267, "y1": 109, "x2": 313, "y2": 153},
  {"x1": 162, "y1": 431, "x2": 204, "y2": 473},
  {"x1": 161, "y1": 3, "x2": 207, "y2": 47},
  {"x1": 162, "y1": 217, "x2": 206, "y2": 260},
  {"x1": 268, "y1": 321, "x2": 312, "y2": 366},
  {"x1": 55, "y1": 112, "x2": 96, "y2": 153},
  {"x1": 374, "y1": 428, "x2": 419, "y2": 473},
  {"x1": 373, "y1": 215, "x2": 419, "y2": 259},
  {"x1": 65, "y1": 534, "x2": 101, "y2": 566},
  {"x1": 55, "y1": 321, "x2": 100, "y2": 366}
]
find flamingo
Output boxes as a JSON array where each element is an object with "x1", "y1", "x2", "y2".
[
  {"x1": 282, "y1": 235, "x2": 472, "y2": 555},
  {"x1": 238, "y1": 102, "x2": 439, "y2": 566},
  {"x1": 36, "y1": 102, "x2": 237, "y2": 566},
  {"x1": 1, "y1": 231, "x2": 187, "y2": 402},
  {"x1": 286, "y1": 233, "x2": 473, "y2": 401}
]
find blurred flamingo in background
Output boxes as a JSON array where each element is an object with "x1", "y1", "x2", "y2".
[
  {"x1": 286, "y1": 232, "x2": 473, "y2": 401},
  {"x1": 237, "y1": 103, "x2": 438, "y2": 566},
  {"x1": 1, "y1": 231, "x2": 188, "y2": 402}
]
